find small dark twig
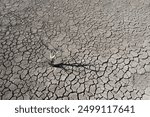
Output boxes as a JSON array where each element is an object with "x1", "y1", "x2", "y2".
[{"x1": 49, "y1": 62, "x2": 89, "y2": 68}]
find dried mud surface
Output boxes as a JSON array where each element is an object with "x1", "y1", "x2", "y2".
[{"x1": 1, "y1": 0, "x2": 150, "y2": 100}]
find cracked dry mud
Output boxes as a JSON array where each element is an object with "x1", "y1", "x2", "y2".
[{"x1": 1, "y1": 0, "x2": 150, "y2": 100}]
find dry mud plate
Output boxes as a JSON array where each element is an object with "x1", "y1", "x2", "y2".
[{"x1": 1, "y1": 0, "x2": 150, "y2": 100}]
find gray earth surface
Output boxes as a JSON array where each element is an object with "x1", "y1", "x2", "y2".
[{"x1": 1, "y1": 0, "x2": 150, "y2": 100}]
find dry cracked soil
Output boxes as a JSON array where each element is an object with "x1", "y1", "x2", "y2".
[{"x1": 1, "y1": 0, "x2": 150, "y2": 100}]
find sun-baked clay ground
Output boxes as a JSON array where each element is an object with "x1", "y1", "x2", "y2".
[{"x1": 1, "y1": 0, "x2": 150, "y2": 100}]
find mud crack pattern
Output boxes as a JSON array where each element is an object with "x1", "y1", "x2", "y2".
[{"x1": 1, "y1": 0, "x2": 150, "y2": 100}]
